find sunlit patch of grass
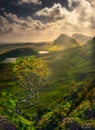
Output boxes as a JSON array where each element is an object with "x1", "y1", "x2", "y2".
[{"x1": 48, "y1": 45, "x2": 63, "y2": 51}]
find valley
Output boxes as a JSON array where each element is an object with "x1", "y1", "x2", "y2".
[{"x1": 0, "y1": 34, "x2": 95, "y2": 130}]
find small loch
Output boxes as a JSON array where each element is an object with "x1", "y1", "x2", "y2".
[{"x1": 39, "y1": 51, "x2": 49, "y2": 54}]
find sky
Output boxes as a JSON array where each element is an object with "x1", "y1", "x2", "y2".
[{"x1": 0, "y1": 0, "x2": 95, "y2": 43}]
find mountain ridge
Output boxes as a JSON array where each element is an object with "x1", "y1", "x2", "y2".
[
  {"x1": 54, "y1": 34, "x2": 79, "y2": 46},
  {"x1": 72, "y1": 33, "x2": 92, "y2": 45},
  {"x1": 49, "y1": 34, "x2": 80, "y2": 51}
]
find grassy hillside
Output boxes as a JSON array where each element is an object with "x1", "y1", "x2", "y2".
[
  {"x1": 41, "y1": 43, "x2": 95, "y2": 82},
  {"x1": 0, "y1": 62, "x2": 95, "y2": 129},
  {"x1": 38, "y1": 36, "x2": 95, "y2": 116},
  {"x1": 0, "y1": 36, "x2": 95, "y2": 129},
  {"x1": 36, "y1": 78, "x2": 95, "y2": 130}
]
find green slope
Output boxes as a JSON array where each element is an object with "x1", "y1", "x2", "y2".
[
  {"x1": 41, "y1": 40, "x2": 95, "y2": 82},
  {"x1": 37, "y1": 36, "x2": 95, "y2": 109},
  {"x1": 36, "y1": 37, "x2": 95, "y2": 129},
  {"x1": 36, "y1": 79, "x2": 95, "y2": 130},
  {"x1": 0, "y1": 36, "x2": 95, "y2": 129}
]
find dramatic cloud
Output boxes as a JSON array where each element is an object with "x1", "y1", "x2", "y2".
[
  {"x1": 3, "y1": 12, "x2": 46, "y2": 32},
  {"x1": 35, "y1": 0, "x2": 95, "y2": 32},
  {"x1": 35, "y1": 3, "x2": 69, "y2": 22},
  {"x1": 68, "y1": 0, "x2": 80, "y2": 9},
  {"x1": 0, "y1": 12, "x2": 48, "y2": 42},
  {"x1": 87, "y1": 0, "x2": 95, "y2": 6},
  {"x1": 16, "y1": 0, "x2": 41, "y2": 5},
  {"x1": 0, "y1": 0, "x2": 95, "y2": 42},
  {"x1": 68, "y1": 0, "x2": 95, "y2": 9},
  {"x1": 0, "y1": 15, "x2": 12, "y2": 34}
]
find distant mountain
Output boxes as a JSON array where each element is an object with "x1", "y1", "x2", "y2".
[
  {"x1": 49, "y1": 34, "x2": 79, "y2": 51},
  {"x1": 86, "y1": 36, "x2": 95, "y2": 45},
  {"x1": 72, "y1": 33, "x2": 92, "y2": 45},
  {"x1": 54, "y1": 34, "x2": 79, "y2": 46}
]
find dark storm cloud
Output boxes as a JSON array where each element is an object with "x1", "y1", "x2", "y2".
[
  {"x1": 41, "y1": 0, "x2": 68, "y2": 8},
  {"x1": 0, "y1": 8, "x2": 6, "y2": 12},
  {"x1": 0, "y1": 0, "x2": 41, "y2": 17},
  {"x1": 0, "y1": 0, "x2": 68, "y2": 17}
]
